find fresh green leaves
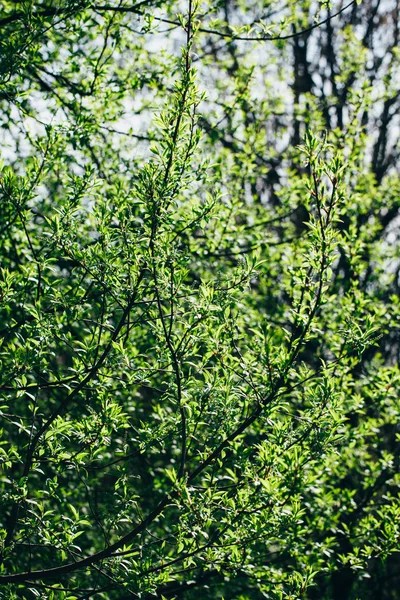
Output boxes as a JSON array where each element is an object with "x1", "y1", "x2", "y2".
[{"x1": 0, "y1": 0, "x2": 399, "y2": 598}]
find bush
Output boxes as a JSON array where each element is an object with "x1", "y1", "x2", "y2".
[{"x1": 0, "y1": 1, "x2": 399, "y2": 598}]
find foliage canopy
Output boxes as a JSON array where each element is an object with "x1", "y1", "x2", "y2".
[{"x1": 0, "y1": 0, "x2": 400, "y2": 598}]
